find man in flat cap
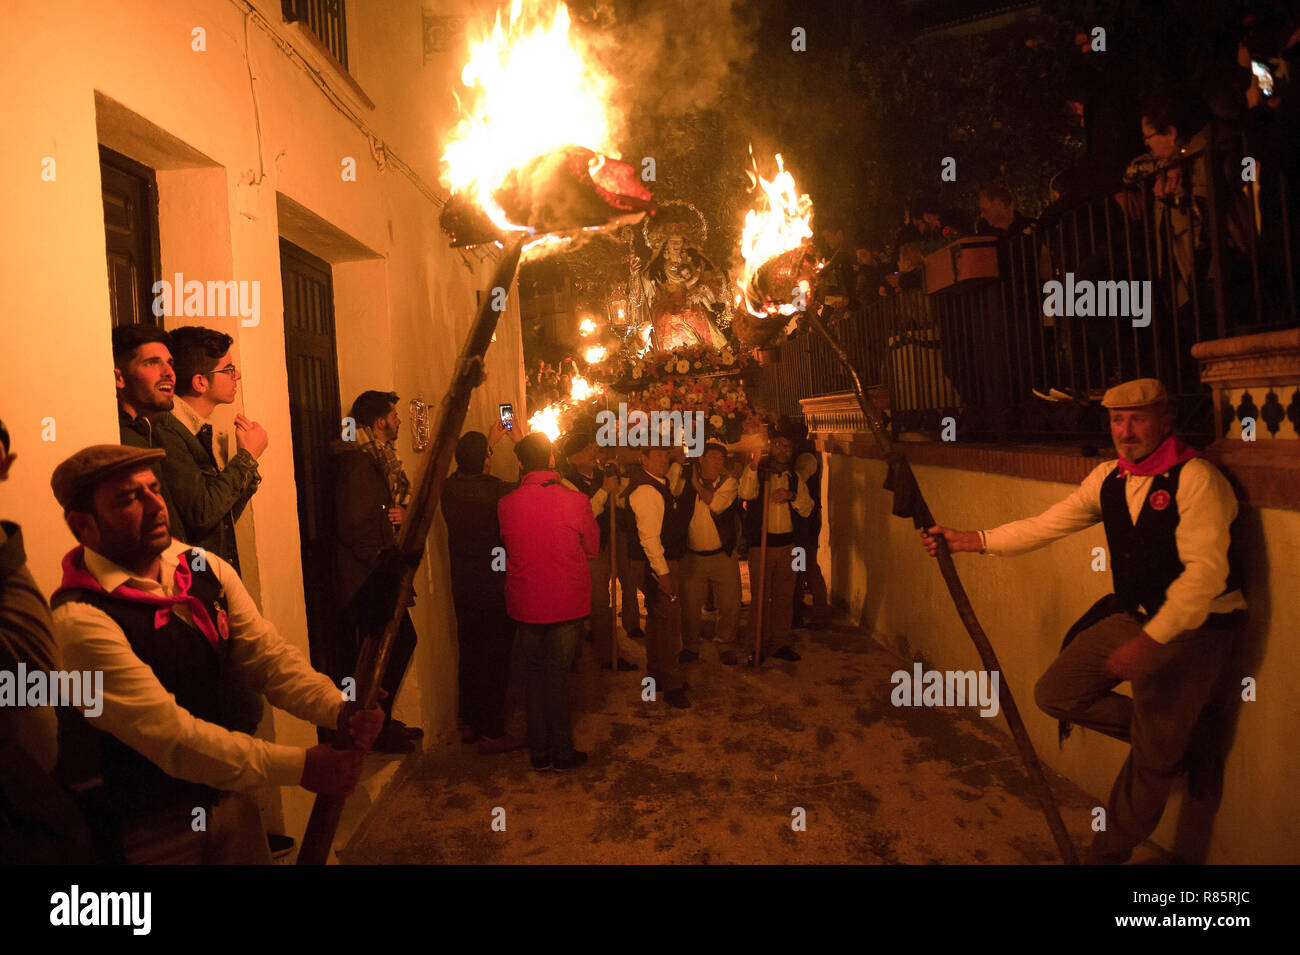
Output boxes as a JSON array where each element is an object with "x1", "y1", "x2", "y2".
[
  {"x1": 672, "y1": 440, "x2": 743, "y2": 665},
  {"x1": 921, "y1": 378, "x2": 1245, "y2": 863},
  {"x1": 47, "y1": 445, "x2": 383, "y2": 863},
  {"x1": 740, "y1": 423, "x2": 814, "y2": 663}
]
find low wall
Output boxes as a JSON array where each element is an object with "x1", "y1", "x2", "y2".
[{"x1": 824, "y1": 453, "x2": 1299, "y2": 864}]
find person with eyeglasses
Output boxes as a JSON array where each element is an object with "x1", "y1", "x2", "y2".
[{"x1": 157, "y1": 326, "x2": 267, "y2": 574}]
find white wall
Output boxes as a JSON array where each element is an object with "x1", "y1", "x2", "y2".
[
  {"x1": 0, "y1": 0, "x2": 526, "y2": 842},
  {"x1": 824, "y1": 453, "x2": 1299, "y2": 863}
]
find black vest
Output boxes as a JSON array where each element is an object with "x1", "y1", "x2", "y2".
[
  {"x1": 51, "y1": 554, "x2": 247, "y2": 834},
  {"x1": 1100, "y1": 460, "x2": 1242, "y2": 616},
  {"x1": 563, "y1": 466, "x2": 611, "y2": 551},
  {"x1": 623, "y1": 468, "x2": 688, "y2": 563},
  {"x1": 793, "y1": 450, "x2": 822, "y2": 546},
  {"x1": 742, "y1": 466, "x2": 796, "y2": 546},
  {"x1": 678, "y1": 473, "x2": 740, "y2": 556}
]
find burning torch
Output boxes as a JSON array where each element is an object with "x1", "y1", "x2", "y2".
[{"x1": 297, "y1": 0, "x2": 653, "y2": 865}]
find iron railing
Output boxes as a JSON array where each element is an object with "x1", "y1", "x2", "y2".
[
  {"x1": 754, "y1": 124, "x2": 1297, "y2": 443},
  {"x1": 283, "y1": 0, "x2": 349, "y2": 71}
]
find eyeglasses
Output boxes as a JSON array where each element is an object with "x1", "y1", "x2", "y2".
[{"x1": 207, "y1": 364, "x2": 238, "y2": 378}]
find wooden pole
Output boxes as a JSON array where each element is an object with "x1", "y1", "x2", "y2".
[
  {"x1": 608, "y1": 479, "x2": 619, "y2": 672},
  {"x1": 751, "y1": 467, "x2": 771, "y2": 666},
  {"x1": 297, "y1": 238, "x2": 526, "y2": 865},
  {"x1": 801, "y1": 307, "x2": 1079, "y2": 865}
]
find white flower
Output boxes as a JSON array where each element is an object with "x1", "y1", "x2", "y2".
[
  {"x1": 660, "y1": 396, "x2": 671, "y2": 408},
  {"x1": 709, "y1": 414, "x2": 724, "y2": 428},
  {"x1": 676, "y1": 360, "x2": 689, "y2": 373}
]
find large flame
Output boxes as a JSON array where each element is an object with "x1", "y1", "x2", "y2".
[
  {"x1": 570, "y1": 374, "x2": 601, "y2": 401},
  {"x1": 528, "y1": 404, "x2": 563, "y2": 441},
  {"x1": 578, "y1": 317, "x2": 598, "y2": 336},
  {"x1": 441, "y1": 0, "x2": 618, "y2": 234},
  {"x1": 583, "y1": 344, "x2": 607, "y2": 364},
  {"x1": 738, "y1": 150, "x2": 814, "y2": 317}
]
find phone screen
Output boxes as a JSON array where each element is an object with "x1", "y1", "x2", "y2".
[{"x1": 499, "y1": 403, "x2": 514, "y2": 431}]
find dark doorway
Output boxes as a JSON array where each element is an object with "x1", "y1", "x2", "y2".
[
  {"x1": 279, "y1": 237, "x2": 345, "y2": 677},
  {"x1": 99, "y1": 145, "x2": 161, "y2": 328}
]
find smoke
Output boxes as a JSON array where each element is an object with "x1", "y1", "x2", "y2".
[{"x1": 576, "y1": 0, "x2": 756, "y2": 143}]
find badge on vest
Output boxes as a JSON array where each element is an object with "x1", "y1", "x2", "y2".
[
  {"x1": 1149, "y1": 489, "x2": 1171, "y2": 511},
  {"x1": 216, "y1": 607, "x2": 230, "y2": 640}
]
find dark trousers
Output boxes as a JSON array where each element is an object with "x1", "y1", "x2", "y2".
[
  {"x1": 515, "y1": 620, "x2": 581, "y2": 761},
  {"x1": 1033, "y1": 611, "x2": 1236, "y2": 863},
  {"x1": 319, "y1": 609, "x2": 417, "y2": 742},
  {"x1": 455, "y1": 602, "x2": 515, "y2": 739},
  {"x1": 378, "y1": 611, "x2": 418, "y2": 722},
  {"x1": 794, "y1": 543, "x2": 829, "y2": 619},
  {"x1": 643, "y1": 560, "x2": 683, "y2": 694},
  {"x1": 616, "y1": 539, "x2": 644, "y2": 632},
  {"x1": 749, "y1": 543, "x2": 797, "y2": 651}
]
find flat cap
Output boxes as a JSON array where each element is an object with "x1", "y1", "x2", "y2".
[
  {"x1": 1101, "y1": 378, "x2": 1168, "y2": 410},
  {"x1": 51, "y1": 444, "x2": 164, "y2": 510}
]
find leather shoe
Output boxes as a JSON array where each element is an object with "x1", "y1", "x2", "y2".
[
  {"x1": 551, "y1": 751, "x2": 588, "y2": 771},
  {"x1": 388, "y1": 719, "x2": 424, "y2": 740},
  {"x1": 374, "y1": 724, "x2": 416, "y2": 754}
]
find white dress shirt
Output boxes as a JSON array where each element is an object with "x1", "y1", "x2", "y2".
[
  {"x1": 629, "y1": 472, "x2": 675, "y2": 577},
  {"x1": 738, "y1": 464, "x2": 814, "y2": 534},
  {"x1": 668, "y1": 473, "x2": 739, "y2": 552},
  {"x1": 561, "y1": 470, "x2": 629, "y2": 519},
  {"x1": 982, "y1": 457, "x2": 1246, "y2": 643},
  {"x1": 51, "y1": 540, "x2": 343, "y2": 791}
]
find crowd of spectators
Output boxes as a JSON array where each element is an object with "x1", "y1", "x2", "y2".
[{"x1": 814, "y1": 6, "x2": 1298, "y2": 403}]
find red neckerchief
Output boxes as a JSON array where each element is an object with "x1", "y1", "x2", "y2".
[
  {"x1": 57, "y1": 546, "x2": 224, "y2": 648},
  {"x1": 1115, "y1": 435, "x2": 1202, "y2": 477}
]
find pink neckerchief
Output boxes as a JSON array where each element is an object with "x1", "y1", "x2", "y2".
[
  {"x1": 57, "y1": 546, "x2": 224, "y2": 648},
  {"x1": 1115, "y1": 435, "x2": 1202, "y2": 477}
]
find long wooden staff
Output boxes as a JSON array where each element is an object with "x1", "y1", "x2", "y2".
[
  {"x1": 608, "y1": 481, "x2": 619, "y2": 671},
  {"x1": 751, "y1": 468, "x2": 771, "y2": 665},
  {"x1": 801, "y1": 307, "x2": 1080, "y2": 866},
  {"x1": 297, "y1": 238, "x2": 526, "y2": 865}
]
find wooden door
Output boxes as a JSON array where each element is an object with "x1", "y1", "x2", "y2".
[
  {"x1": 279, "y1": 238, "x2": 344, "y2": 675},
  {"x1": 99, "y1": 146, "x2": 161, "y2": 328}
]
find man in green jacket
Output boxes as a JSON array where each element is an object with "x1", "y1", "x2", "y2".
[{"x1": 158, "y1": 326, "x2": 267, "y2": 573}]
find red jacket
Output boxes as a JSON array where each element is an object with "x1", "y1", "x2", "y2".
[{"x1": 498, "y1": 470, "x2": 600, "y2": 624}]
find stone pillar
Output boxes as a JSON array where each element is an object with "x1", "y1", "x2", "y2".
[
  {"x1": 1192, "y1": 328, "x2": 1300, "y2": 508},
  {"x1": 1191, "y1": 328, "x2": 1300, "y2": 444}
]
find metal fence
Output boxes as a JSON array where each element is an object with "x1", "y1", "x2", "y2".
[
  {"x1": 282, "y1": 0, "x2": 349, "y2": 70},
  {"x1": 754, "y1": 123, "x2": 1297, "y2": 443}
]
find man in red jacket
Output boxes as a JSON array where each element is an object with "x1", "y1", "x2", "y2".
[{"x1": 498, "y1": 433, "x2": 601, "y2": 772}]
